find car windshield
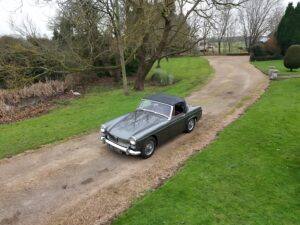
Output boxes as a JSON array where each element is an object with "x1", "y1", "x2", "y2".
[{"x1": 138, "y1": 99, "x2": 172, "y2": 119}]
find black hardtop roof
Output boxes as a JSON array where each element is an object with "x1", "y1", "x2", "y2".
[{"x1": 145, "y1": 94, "x2": 185, "y2": 106}]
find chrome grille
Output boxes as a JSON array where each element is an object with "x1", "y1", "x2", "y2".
[
  {"x1": 107, "y1": 133, "x2": 129, "y2": 147},
  {"x1": 107, "y1": 133, "x2": 118, "y2": 142}
]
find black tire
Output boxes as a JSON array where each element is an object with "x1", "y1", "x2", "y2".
[
  {"x1": 185, "y1": 118, "x2": 196, "y2": 133},
  {"x1": 140, "y1": 137, "x2": 156, "y2": 159}
]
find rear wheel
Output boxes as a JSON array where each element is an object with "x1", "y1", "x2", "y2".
[
  {"x1": 141, "y1": 137, "x2": 156, "y2": 159},
  {"x1": 185, "y1": 118, "x2": 196, "y2": 133}
]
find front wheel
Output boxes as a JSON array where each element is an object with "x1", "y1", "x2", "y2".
[
  {"x1": 140, "y1": 137, "x2": 156, "y2": 159},
  {"x1": 185, "y1": 118, "x2": 196, "y2": 133}
]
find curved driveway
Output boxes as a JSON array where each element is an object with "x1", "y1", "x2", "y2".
[{"x1": 0, "y1": 56, "x2": 268, "y2": 225}]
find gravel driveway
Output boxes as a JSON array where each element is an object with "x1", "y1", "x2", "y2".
[{"x1": 0, "y1": 56, "x2": 268, "y2": 225}]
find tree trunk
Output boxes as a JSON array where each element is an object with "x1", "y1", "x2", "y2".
[
  {"x1": 218, "y1": 42, "x2": 221, "y2": 55},
  {"x1": 133, "y1": 0, "x2": 174, "y2": 91},
  {"x1": 134, "y1": 58, "x2": 154, "y2": 91},
  {"x1": 117, "y1": 37, "x2": 128, "y2": 95},
  {"x1": 244, "y1": 35, "x2": 249, "y2": 52},
  {"x1": 134, "y1": 68, "x2": 146, "y2": 91},
  {"x1": 156, "y1": 58, "x2": 161, "y2": 68},
  {"x1": 115, "y1": 0, "x2": 128, "y2": 95},
  {"x1": 111, "y1": 69, "x2": 121, "y2": 82},
  {"x1": 133, "y1": 18, "x2": 171, "y2": 90},
  {"x1": 134, "y1": 33, "x2": 149, "y2": 91}
]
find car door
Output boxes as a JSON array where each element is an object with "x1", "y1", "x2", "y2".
[
  {"x1": 158, "y1": 103, "x2": 186, "y2": 141},
  {"x1": 170, "y1": 113, "x2": 185, "y2": 135},
  {"x1": 171, "y1": 102, "x2": 187, "y2": 133}
]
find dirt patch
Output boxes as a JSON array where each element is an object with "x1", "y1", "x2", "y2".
[
  {"x1": 81, "y1": 178, "x2": 94, "y2": 185},
  {"x1": 0, "y1": 211, "x2": 21, "y2": 225},
  {"x1": 0, "y1": 56, "x2": 269, "y2": 225}
]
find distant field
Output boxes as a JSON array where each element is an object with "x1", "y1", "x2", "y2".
[
  {"x1": 114, "y1": 78, "x2": 300, "y2": 225},
  {"x1": 211, "y1": 41, "x2": 247, "y2": 54},
  {"x1": 0, "y1": 57, "x2": 213, "y2": 159},
  {"x1": 252, "y1": 60, "x2": 299, "y2": 75}
]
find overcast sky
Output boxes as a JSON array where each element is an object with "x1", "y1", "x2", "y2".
[{"x1": 0, "y1": 0, "x2": 299, "y2": 37}]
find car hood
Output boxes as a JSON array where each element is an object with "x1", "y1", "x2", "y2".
[{"x1": 107, "y1": 110, "x2": 167, "y2": 140}]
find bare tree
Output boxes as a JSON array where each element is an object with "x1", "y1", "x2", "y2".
[
  {"x1": 48, "y1": 0, "x2": 247, "y2": 91},
  {"x1": 225, "y1": 13, "x2": 238, "y2": 53},
  {"x1": 213, "y1": 3, "x2": 233, "y2": 54},
  {"x1": 102, "y1": 0, "x2": 129, "y2": 94},
  {"x1": 268, "y1": 3, "x2": 284, "y2": 34},
  {"x1": 130, "y1": 0, "x2": 247, "y2": 90},
  {"x1": 197, "y1": 19, "x2": 212, "y2": 54},
  {"x1": 114, "y1": 0, "x2": 128, "y2": 95},
  {"x1": 12, "y1": 0, "x2": 247, "y2": 92},
  {"x1": 9, "y1": 16, "x2": 39, "y2": 38},
  {"x1": 238, "y1": 0, "x2": 281, "y2": 51}
]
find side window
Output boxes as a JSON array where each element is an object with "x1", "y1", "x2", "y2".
[{"x1": 174, "y1": 103, "x2": 185, "y2": 116}]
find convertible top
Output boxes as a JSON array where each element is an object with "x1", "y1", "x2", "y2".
[{"x1": 145, "y1": 94, "x2": 185, "y2": 106}]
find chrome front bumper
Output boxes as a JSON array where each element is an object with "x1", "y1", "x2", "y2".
[{"x1": 100, "y1": 136, "x2": 141, "y2": 156}]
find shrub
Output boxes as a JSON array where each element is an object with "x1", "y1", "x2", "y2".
[
  {"x1": 284, "y1": 45, "x2": 300, "y2": 71},
  {"x1": 250, "y1": 54, "x2": 283, "y2": 61},
  {"x1": 264, "y1": 36, "x2": 281, "y2": 55},
  {"x1": 0, "y1": 80, "x2": 68, "y2": 123},
  {"x1": 250, "y1": 43, "x2": 283, "y2": 61},
  {"x1": 226, "y1": 53, "x2": 249, "y2": 56},
  {"x1": 126, "y1": 58, "x2": 139, "y2": 76},
  {"x1": 0, "y1": 36, "x2": 76, "y2": 89},
  {"x1": 251, "y1": 44, "x2": 268, "y2": 57},
  {"x1": 65, "y1": 73, "x2": 98, "y2": 89},
  {"x1": 150, "y1": 68, "x2": 174, "y2": 86},
  {"x1": 0, "y1": 80, "x2": 67, "y2": 106}
]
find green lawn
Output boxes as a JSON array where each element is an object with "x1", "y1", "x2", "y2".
[
  {"x1": 0, "y1": 57, "x2": 213, "y2": 159},
  {"x1": 114, "y1": 78, "x2": 300, "y2": 225},
  {"x1": 252, "y1": 60, "x2": 299, "y2": 75}
]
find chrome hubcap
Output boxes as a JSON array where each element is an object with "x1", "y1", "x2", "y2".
[
  {"x1": 145, "y1": 140, "x2": 155, "y2": 156},
  {"x1": 188, "y1": 119, "x2": 195, "y2": 131}
]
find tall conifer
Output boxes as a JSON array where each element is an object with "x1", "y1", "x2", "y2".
[{"x1": 276, "y1": 2, "x2": 300, "y2": 54}]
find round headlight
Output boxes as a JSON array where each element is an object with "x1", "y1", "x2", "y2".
[
  {"x1": 129, "y1": 138, "x2": 136, "y2": 145},
  {"x1": 100, "y1": 125, "x2": 106, "y2": 133}
]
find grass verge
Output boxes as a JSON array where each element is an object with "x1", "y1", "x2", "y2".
[
  {"x1": 114, "y1": 78, "x2": 300, "y2": 225},
  {"x1": 0, "y1": 56, "x2": 212, "y2": 159},
  {"x1": 252, "y1": 60, "x2": 299, "y2": 75}
]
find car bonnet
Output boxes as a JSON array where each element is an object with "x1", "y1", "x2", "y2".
[{"x1": 107, "y1": 110, "x2": 168, "y2": 140}]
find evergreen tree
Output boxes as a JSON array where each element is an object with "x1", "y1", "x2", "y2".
[{"x1": 276, "y1": 2, "x2": 300, "y2": 54}]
